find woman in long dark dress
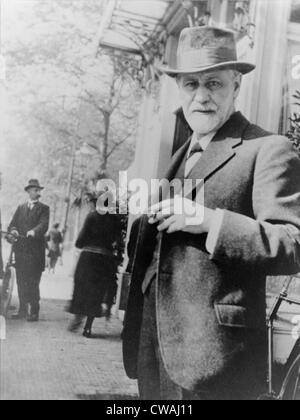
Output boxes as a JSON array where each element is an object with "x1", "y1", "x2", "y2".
[{"x1": 68, "y1": 198, "x2": 124, "y2": 338}]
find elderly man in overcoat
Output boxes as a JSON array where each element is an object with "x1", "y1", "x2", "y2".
[
  {"x1": 122, "y1": 27, "x2": 300, "y2": 400},
  {"x1": 8, "y1": 179, "x2": 50, "y2": 322}
]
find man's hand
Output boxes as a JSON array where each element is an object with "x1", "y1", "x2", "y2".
[
  {"x1": 148, "y1": 196, "x2": 216, "y2": 235},
  {"x1": 6, "y1": 230, "x2": 19, "y2": 244},
  {"x1": 27, "y1": 230, "x2": 35, "y2": 238}
]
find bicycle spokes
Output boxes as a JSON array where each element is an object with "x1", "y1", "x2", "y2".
[
  {"x1": 292, "y1": 364, "x2": 300, "y2": 400},
  {"x1": 279, "y1": 355, "x2": 300, "y2": 400}
]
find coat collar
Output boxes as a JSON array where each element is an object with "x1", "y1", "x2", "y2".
[
  {"x1": 23, "y1": 201, "x2": 42, "y2": 214},
  {"x1": 165, "y1": 111, "x2": 250, "y2": 183}
]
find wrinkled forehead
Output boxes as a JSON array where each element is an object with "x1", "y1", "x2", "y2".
[{"x1": 178, "y1": 69, "x2": 236, "y2": 82}]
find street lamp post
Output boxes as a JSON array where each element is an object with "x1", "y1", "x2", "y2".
[
  {"x1": 182, "y1": 0, "x2": 196, "y2": 27},
  {"x1": 62, "y1": 139, "x2": 77, "y2": 244}
]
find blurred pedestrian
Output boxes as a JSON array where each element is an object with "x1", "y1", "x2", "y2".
[
  {"x1": 8, "y1": 179, "x2": 50, "y2": 322},
  {"x1": 68, "y1": 191, "x2": 125, "y2": 338},
  {"x1": 46, "y1": 223, "x2": 63, "y2": 274}
]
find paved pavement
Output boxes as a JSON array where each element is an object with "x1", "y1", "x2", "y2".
[{"x1": 0, "y1": 254, "x2": 138, "y2": 400}]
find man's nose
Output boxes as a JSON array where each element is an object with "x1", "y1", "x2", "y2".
[{"x1": 194, "y1": 85, "x2": 211, "y2": 103}]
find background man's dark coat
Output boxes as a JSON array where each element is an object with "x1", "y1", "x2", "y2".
[
  {"x1": 123, "y1": 112, "x2": 300, "y2": 393},
  {"x1": 8, "y1": 202, "x2": 50, "y2": 273}
]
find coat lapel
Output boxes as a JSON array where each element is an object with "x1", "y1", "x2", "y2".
[
  {"x1": 187, "y1": 136, "x2": 241, "y2": 181},
  {"x1": 23, "y1": 203, "x2": 30, "y2": 219},
  {"x1": 31, "y1": 202, "x2": 41, "y2": 215},
  {"x1": 165, "y1": 139, "x2": 191, "y2": 182},
  {"x1": 149, "y1": 138, "x2": 192, "y2": 206},
  {"x1": 186, "y1": 111, "x2": 250, "y2": 182},
  {"x1": 28, "y1": 202, "x2": 39, "y2": 221},
  {"x1": 136, "y1": 139, "x2": 192, "y2": 269}
]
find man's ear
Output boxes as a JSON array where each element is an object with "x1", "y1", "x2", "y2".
[{"x1": 233, "y1": 74, "x2": 242, "y2": 99}]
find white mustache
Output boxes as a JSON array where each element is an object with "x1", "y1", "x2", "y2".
[{"x1": 192, "y1": 108, "x2": 216, "y2": 112}]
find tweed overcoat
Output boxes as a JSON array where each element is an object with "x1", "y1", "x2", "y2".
[{"x1": 122, "y1": 112, "x2": 300, "y2": 391}]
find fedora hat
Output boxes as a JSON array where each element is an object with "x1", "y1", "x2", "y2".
[
  {"x1": 160, "y1": 26, "x2": 255, "y2": 77},
  {"x1": 24, "y1": 179, "x2": 44, "y2": 192}
]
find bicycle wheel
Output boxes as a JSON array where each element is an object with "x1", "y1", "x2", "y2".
[
  {"x1": 279, "y1": 354, "x2": 300, "y2": 400},
  {"x1": 0, "y1": 266, "x2": 15, "y2": 316}
]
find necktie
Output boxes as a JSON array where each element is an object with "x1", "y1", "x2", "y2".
[
  {"x1": 187, "y1": 142, "x2": 204, "y2": 160},
  {"x1": 28, "y1": 202, "x2": 36, "y2": 211}
]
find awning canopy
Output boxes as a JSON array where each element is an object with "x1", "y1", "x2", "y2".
[{"x1": 98, "y1": 0, "x2": 176, "y2": 54}]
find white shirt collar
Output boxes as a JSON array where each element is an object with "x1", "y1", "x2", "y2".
[
  {"x1": 188, "y1": 131, "x2": 216, "y2": 155},
  {"x1": 28, "y1": 200, "x2": 39, "y2": 206}
]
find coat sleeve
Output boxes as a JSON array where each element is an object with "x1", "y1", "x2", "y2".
[
  {"x1": 8, "y1": 206, "x2": 21, "y2": 233},
  {"x1": 126, "y1": 217, "x2": 141, "y2": 273},
  {"x1": 210, "y1": 136, "x2": 300, "y2": 275},
  {"x1": 33, "y1": 205, "x2": 50, "y2": 239}
]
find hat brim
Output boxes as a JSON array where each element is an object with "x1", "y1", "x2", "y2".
[
  {"x1": 24, "y1": 186, "x2": 44, "y2": 192},
  {"x1": 159, "y1": 61, "x2": 256, "y2": 77}
]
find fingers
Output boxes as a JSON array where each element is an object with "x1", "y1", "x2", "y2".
[
  {"x1": 157, "y1": 215, "x2": 177, "y2": 232},
  {"x1": 149, "y1": 199, "x2": 176, "y2": 218},
  {"x1": 148, "y1": 197, "x2": 201, "y2": 233},
  {"x1": 149, "y1": 198, "x2": 182, "y2": 224},
  {"x1": 149, "y1": 208, "x2": 174, "y2": 224},
  {"x1": 149, "y1": 199, "x2": 173, "y2": 214},
  {"x1": 167, "y1": 221, "x2": 181, "y2": 234}
]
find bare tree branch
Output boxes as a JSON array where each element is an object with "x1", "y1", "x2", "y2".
[
  {"x1": 81, "y1": 89, "x2": 109, "y2": 117},
  {"x1": 106, "y1": 132, "x2": 133, "y2": 159}
]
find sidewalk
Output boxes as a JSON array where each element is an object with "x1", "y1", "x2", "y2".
[{"x1": 0, "y1": 257, "x2": 138, "y2": 401}]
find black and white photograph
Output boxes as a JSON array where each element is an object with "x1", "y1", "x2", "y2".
[{"x1": 0, "y1": 0, "x2": 300, "y2": 403}]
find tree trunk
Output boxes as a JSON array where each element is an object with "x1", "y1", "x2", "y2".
[
  {"x1": 101, "y1": 112, "x2": 110, "y2": 172},
  {"x1": 100, "y1": 59, "x2": 116, "y2": 173}
]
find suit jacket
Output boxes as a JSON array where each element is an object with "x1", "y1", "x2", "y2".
[
  {"x1": 8, "y1": 202, "x2": 50, "y2": 272},
  {"x1": 122, "y1": 112, "x2": 300, "y2": 392}
]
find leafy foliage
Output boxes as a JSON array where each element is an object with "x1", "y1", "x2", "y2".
[
  {"x1": 0, "y1": 0, "x2": 142, "y2": 229},
  {"x1": 287, "y1": 90, "x2": 300, "y2": 155}
]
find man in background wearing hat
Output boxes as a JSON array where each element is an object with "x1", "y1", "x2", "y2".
[
  {"x1": 8, "y1": 179, "x2": 49, "y2": 322},
  {"x1": 123, "y1": 26, "x2": 300, "y2": 400}
]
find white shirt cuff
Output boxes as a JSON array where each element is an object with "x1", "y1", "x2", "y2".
[{"x1": 206, "y1": 209, "x2": 225, "y2": 254}]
